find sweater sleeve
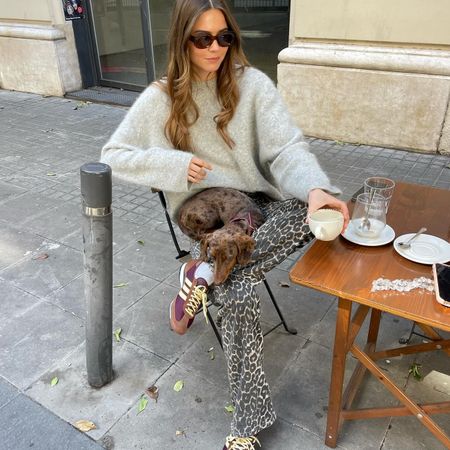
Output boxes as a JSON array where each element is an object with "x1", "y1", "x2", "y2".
[
  {"x1": 253, "y1": 71, "x2": 341, "y2": 202},
  {"x1": 100, "y1": 84, "x2": 193, "y2": 192}
]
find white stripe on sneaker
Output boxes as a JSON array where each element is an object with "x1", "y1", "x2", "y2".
[{"x1": 179, "y1": 262, "x2": 187, "y2": 286}]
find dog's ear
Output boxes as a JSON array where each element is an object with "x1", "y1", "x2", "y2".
[
  {"x1": 199, "y1": 234, "x2": 211, "y2": 261},
  {"x1": 237, "y1": 236, "x2": 255, "y2": 265}
]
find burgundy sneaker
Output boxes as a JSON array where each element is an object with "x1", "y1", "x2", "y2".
[
  {"x1": 223, "y1": 435, "x2": 261, "y2": 449},
  {"x1": 169, "y1": 259, "x2": 208, "y2": 335}
]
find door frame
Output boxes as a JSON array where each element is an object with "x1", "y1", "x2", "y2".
[{"x1": 83, "y1": 0, "x2": 155, "y2": 91}]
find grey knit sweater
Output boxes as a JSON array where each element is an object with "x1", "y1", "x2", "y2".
[{"x1": 100, "y1": 67, "x2": 340, "y2": 218}]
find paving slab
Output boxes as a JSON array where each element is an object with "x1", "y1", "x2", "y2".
[
  {"x1": 26, "y1": 340, "x2": 171, "y2": 441},
  {"x1": 307, "y1": 300, "x2": 420, "y2": 351},
  {"x1": 0, "y1": 241, "x2": 82, "y2": 298},
  {"x1": 0, "y1": 222, "x2": 51, "y2": 271},
  {"x1": 46, "y1": 261, "x2": 160, "y2": 320},
  {"x1": 0, "y1": 377, "x2": 19, "y2": 409},
  {"x1": 114, "y1": 282, "x2": 206, "y2": 362},
  {"x1": 0, "y1": 179, "x2": 27, "y2": 203},
  {"x1": 0, "y1": 278, "x2": 41, "y2": 323},
  {"x1": 257, "y1": 268, "x2": 335, "y2": 340},
  {"x1": 102, "y1": 364, "x2": 232, "y2": 449},
  {"x1": 20, "y1": 201, "x2": 82, "y2": 243},
  {"x1": 257, "y1": 418, "x2": 347, "y2": 450},
  {"x1": 381, "y1": 345, "x2": 450, "y2": 450},
  {"x1": 0, "y1": 191, "x2": 67, "y2": 225},
  {"x1": 0, "y1": 392, "x2": 103, "y2": 450},
  {"x1": 0, "y1": 89, "x2": 448, "y2": 450},
  {"x1": 114, "y1": 229, "x2": 183, "y2": 282},
  {"x1": 60, "y1": 214, "x2": 150, "y2": 254},
  {"x1": 0, "y1": 300, "x2": 85, "y2": 389},
  {"x1": 271, "y1": 339, "x2": 412, "y2": 449}
]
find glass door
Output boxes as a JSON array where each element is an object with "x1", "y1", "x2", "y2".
[
  {"x1": 147, "y1": 0, "x2": 175, "y2": 80},
  {"x1": 86, "y1": 0, "x2": 289, "y2": 90},
  {"x1": 146, "y1": 0, "x2": 290, "y2": 83},
  {"x1": 231, "y1": 0, "x2": 290, "y2": 82},
  {"x1": 89, "y1": 0, "x2": 154, "y2": 90}
]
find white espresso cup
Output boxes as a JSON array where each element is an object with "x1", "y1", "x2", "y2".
[{"x1": 308, "y1": 209, "x2": 344, "y2": 241}]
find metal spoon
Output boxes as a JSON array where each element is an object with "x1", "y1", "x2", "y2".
[
  {"x1": 358, "y1": 190, "x2": 375, "y2": 232},
  {"x1": 398, "y1": 227, "x2": 427, "y2": 249}
]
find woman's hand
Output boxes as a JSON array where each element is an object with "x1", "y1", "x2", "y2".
[
  {"x1": 188, "y1": 157, "x2": 212, "y2": 184},
  {"x1": 308, "y1": 188, "x2": 350, "y2": 232}
]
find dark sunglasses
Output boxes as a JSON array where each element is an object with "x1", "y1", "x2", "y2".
[{"x1": 189, "y1": 30, "x2": 235, "y2": 49}]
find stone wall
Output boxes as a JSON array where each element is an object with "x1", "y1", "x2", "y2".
[
  {"x1": 278, "y1": 43, "x2": 450, "y2": 154},
  {"x1": 0, "y1": 0, "x2": 81, "y2": 96},
  {"x1": 280, "y1": 0, "x2": 450, "y2": 154}
]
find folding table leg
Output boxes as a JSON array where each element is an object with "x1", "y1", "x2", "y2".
[
  {"x1": 351, "y1": 344, "x2": 450, "y2": 448},
  {"x1": 325, "y1": 297, "x2": 352, "y2": 448}
]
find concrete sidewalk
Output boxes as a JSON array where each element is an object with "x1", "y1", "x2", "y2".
[{"x1": 0, "y1": 89, "x2": 449, "y2": 450}]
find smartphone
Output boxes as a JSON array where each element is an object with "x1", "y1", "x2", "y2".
[{"x1": 432, "y1": 263, "x2": 450, "y2": 307}]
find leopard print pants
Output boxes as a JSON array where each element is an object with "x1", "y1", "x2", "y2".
[{"x1": 191, "y1": 195, "x2": 313, "y2": 437}]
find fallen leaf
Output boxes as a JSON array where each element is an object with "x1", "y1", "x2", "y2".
[
  {"x1": 46, "y1": 172, "x2": 57, "y2": 176},
  {"x1": 207, "y1": 347, "x2": 215, "y2": 360},
  {"x1": 334, "y1": 140, "x2": 345, "y2": 145},
  {"x1": 224, "y1": 404, "x2": 235, "y2": 413},
  {"x1": 113, "y1": 282, "x2": 128, "y2": 288},
  {"x1": 50, "y1": 377, "x2": 59, "y2": 386},
  {"x1": 33, "y1": 253, "x2": 49, "y2": 260},
  {"x1": 176, "y1": 430, "x2": 186, "y2": 437},
  {"x1": 173, "y1": 380, "x2": 184, "y2": 392},
  {"x1": 73, "y1": 101, "x2": 91, "y2": 110},
  {"x1": 408, "y1": 363, "x2": 423, "y2": 381},
  {"x1": 137, "y1": 240, "x2": 145, "y2": 245},
  {"x1": 74, "y1": 420, "x2": 97, "y2": 432},
  {"x1": 145, "y1": 385, "x2": 159, "y2": 402},
  {"x1": 137, "y1": 396, "x2": 148, "y2": 414},
  {"x1": 278, "y1": 281, "x2": 290, "y2": 288},
  {"x1": 114, "y1": 328, "x2": 122, "y2": 342}
]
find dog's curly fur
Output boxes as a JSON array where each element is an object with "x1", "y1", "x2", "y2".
[{"x1": 177, "y1": 188, "x2": 265, "y2": 284}]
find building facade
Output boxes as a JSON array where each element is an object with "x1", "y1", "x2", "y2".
[
  {"x1": 278, "y1": 0, "x2": 450, "y2": 154},
  {"x1": 0, "y1": 1, "x2": 289, "y2": 94},
  {"x1": 1, "y1": 0, "x2": 449, "y2": 153},
  {"x1": 0, "y1": 0, "x2": 81, "y2": 96}
]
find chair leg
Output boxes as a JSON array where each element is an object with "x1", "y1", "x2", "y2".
[
  {"x1": 263, "y1": 278, "x2": 297, "y2": 335},
  {"x1": 164, "y1": 209, "x2": 190, "y2": 259},
  {"x1": 398, "y1": 321, "x2": 429, "y2": 344},
  {"x1": 205, "y1": 308, "x2": 223, "y2": 350},
  {"x1": 157, "y1": 191, "x2": 190, "y2": 260}
]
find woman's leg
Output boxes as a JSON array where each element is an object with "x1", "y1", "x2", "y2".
[{"x1": 192, "y1": 197, "x2": 313, "y2": 437}]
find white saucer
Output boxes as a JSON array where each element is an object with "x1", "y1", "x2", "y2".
[
  {"x1": 393, "y1": 234, "x2": 450, "y2": 265},
  {"x1": 342, "y1": 223, "x2": 395, "y2": 247}
]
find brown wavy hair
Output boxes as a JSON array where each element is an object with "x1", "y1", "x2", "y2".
[{"x1": 160, "y1": 0, "x2": 249, "y2": 151}]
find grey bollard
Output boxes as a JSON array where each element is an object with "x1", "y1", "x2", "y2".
[{"x1": 81, "y1": 162, "x2": 113, "y2": 388}]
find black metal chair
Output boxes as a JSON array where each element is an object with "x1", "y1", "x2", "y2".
[{"x1": 155, "y1": 190, "x2": 297, "y2": 349}]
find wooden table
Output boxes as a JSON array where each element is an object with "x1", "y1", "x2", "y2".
[{"x1": 289, "y1": 182, "x2": 450, "y2": 448}]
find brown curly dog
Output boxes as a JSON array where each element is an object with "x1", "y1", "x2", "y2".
[{"x1": 177, "y1": 188, "x2": 265, "y2": 284}]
